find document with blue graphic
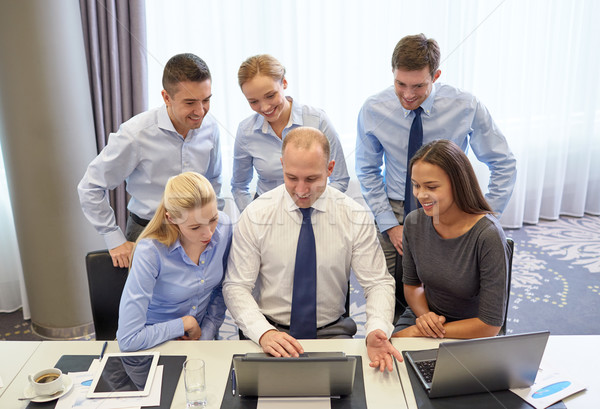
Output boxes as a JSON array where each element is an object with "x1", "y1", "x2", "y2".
[{"x1": 511, "y1": 367, "x2": 586, "y2": 409}]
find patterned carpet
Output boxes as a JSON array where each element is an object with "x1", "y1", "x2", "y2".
[
  {"x1": 504, "y1": 215, "x2": 600, "y2": 335},
  {"x1": 2, "y1": 215, "x2": 598, "y2": 340}
]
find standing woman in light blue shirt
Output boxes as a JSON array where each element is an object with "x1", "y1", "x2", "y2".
[
  {"x1": 231, "y1": 54, "x2": 349, "y2": 212},
  {"x1": 117, "y1": 172, "x2": 232, "y2": 352}
]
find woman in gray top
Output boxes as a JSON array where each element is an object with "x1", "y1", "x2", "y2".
[{"x1": 392, "y1": 140, "x2": 509, "y2": 339}]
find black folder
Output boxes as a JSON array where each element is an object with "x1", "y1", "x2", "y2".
[
  {"x1": 27, "y1": 354, "x2": 186, "y2": 409},
  {"x1": 220, "y1": 355, "x2": 367, "y2": 409},
  {"x1": 401, "y1": 351, "x2": 566, "y2": 409}
]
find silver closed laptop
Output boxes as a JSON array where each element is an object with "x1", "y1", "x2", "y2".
[
  {"x1": 405, "y1": 331, "x2": 550, "y2": 398},
  {"x1": 232, "y1": 352, "x2": 356, "y2": 397}
]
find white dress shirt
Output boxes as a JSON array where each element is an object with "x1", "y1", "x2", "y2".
[{"x1": 223, "y1": 184, "x2": 395, "y2": 343}]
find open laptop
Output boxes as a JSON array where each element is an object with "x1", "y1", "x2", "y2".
[
  {"x1": 232, "y1": 352, "x2": 356, "y2": 397},
  {"x1": 405, "y1": 331, "x2": 550, "y2": 398}
]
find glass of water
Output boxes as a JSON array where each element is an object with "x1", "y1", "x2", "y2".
[{"x1": 183, "y1": 359, "x2": 207, "y2": 407}]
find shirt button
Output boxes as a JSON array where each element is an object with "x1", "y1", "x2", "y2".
[
  {"x1": 201, "y1": 260, "x2": 205, "y2": 264},
  {"x1": 201, "y1": 279, "x2": 205, "y2": 284},
  {"x1": 192, "y1": 306, "x2": 196, "y2": 310}
]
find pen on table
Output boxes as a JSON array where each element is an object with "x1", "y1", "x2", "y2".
[
  {"x1": 231, "y1": 368, "x2": 236, "y2": 396},
  {"x1": 99, "y1": 341, "x2": 108, "y2": 360}
]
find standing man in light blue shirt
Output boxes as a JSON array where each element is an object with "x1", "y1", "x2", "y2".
[
  {"x1": 78, "y1": 54, "x2": 223, "y2": 268},
  {"x1": 356, "y1": 34, "x2": 516, "y2": 321}
]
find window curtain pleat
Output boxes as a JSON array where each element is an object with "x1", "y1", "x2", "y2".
[
  {"x1": 145, "y1": 0, "x2": 600, "y2": 228},
  {"x1": 79, "y1": 0, "x2": 148, "y2": 233}
]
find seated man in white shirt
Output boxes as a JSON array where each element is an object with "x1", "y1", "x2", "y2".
[{"x1": 223, "y1": 126, "x2": 402, "y2": 372}]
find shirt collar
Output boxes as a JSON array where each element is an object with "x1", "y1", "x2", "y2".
[
  {"x1": 157, "y1": 105, "x2": 178, "y2": 133},
  {"x1": 283, "y1": 185, "x2": 328, "y2": 215},
  {"x1": 168, "y1": 237, "x2": 184, "y2": 254},
  {"x1": 288, "y1": 97, "x2": 303, "y2": 126},
  {"x1": 167, "y1": 227, "x2": 220, "y2": 256},
  {"x1": 400, "y1": 82, "x2": 437, "y2": 118},
  {"x1": 157, "y1": 104, "x2": 205, "y2": 140},
  {"x1": 258, "y1": 97, "x2": 296, "y2": 134}
]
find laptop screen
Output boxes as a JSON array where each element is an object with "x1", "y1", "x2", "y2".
[
  {"x1": 232, "y1": 352, "x2": 357, "y2": 397},
  {"x1": 405, "y1": 331, "x2": 550, "y2": 398}
]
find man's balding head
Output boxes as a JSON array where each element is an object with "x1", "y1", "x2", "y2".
[{"x1": 280, "y1": 127, "x2": 334, "y2": 208}]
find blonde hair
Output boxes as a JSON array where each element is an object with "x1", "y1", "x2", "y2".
[
  {"x1": 238, "y1": 54, "x2": 286, "y2": 88},
  {"x1": 282, "y1": 127, "x2": 330, "y2": 162},
  {"x1": 137, "y1": 172, "x2": 216, "y2": 247}
]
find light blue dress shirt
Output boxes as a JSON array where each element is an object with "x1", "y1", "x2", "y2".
[
  {"x1": 356, "y1": 84, "x2": 516, "y2": 232},
  {"x1": 231, "y1": 99, "x2": 350, "y2": 212},
  {"x1": 78, "y1": 105, "x2": 223, "y2": 250},
  {"x1": 116, "y1": 211, "x2": 232, "y2": 352}
]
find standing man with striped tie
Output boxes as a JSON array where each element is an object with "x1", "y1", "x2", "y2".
[
  {"x1": 356, "y1": 34, "x2": 516, "y2": 324},
  {"x1": 223, "y1": 127, "x2": 401, "y2": 372}
]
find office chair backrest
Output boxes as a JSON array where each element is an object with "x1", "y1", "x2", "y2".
[
  {"x1": 500, "y1": 238, "x2": 515, "y2": 335},
  {"x1": 85, "y1": 250, "x2": 129, "y2": 340}
]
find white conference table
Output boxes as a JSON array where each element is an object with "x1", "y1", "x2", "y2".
[
  {"x1": 0, "y1": 338, "x2": 406, "y2": 409},
  {"x1": 392, "y1": 335, "x2": 600, "y2": 409},
  {"x1": 1, "y1": 335, "x2": 597, "y2": 408},
  {"x1": 0, "y1": 341, "x2": 41, "y2": 398}
]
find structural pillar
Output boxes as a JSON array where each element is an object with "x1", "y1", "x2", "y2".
[{"x1": 0, "y1": 0, "x2": 104, "y2": 338}]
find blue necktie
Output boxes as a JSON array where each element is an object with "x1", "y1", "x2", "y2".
[
  {"x1": 289, "y1": 207, "x2": 317, "y2": 339},
  {"x1": 404, "y1": 107, "x2": 423, "y2": 218}
]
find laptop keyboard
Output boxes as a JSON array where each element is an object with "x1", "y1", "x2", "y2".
[{"x1": 415, "y1": 359, "x2": 437, "y2": 383}]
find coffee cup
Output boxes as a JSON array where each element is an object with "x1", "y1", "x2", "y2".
[{"x1": 28, "y1": 368, "x2": 64, "y2": 396}]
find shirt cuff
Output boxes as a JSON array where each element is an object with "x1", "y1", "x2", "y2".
[
  {"x1": 248, "y1": 320, "x2": 277, "y2": 345},
  {"x1": 365, "y1": 319, "x2": 394, "y2": 340},
  {"x1": 375, "y1": 211, "x2": 400, "y2": 233},
  {"x1": 103, "y1": 228, "x2": 127, "y2": 250},
  {"x1": 167, "y1": 318, "x2": 185, "y2": 340}
]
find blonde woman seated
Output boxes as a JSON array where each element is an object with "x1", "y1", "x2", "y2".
[
  {"x1": 117, "y1": 172, "x2": 232, "y2": 351},
  {"x1": 392, "y1": 140, "x2": 509, "y2": 339}
]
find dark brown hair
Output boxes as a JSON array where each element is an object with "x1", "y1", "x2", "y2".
[
  {"x1": 162, "y1": 53, "x2": 211, "y2": 95},
  {"x1": 410, "y1": 140, "x2": 492, "y2": 214},
  {"x1": 391, "y1": 34, "x2": 441, "y2": 77}
]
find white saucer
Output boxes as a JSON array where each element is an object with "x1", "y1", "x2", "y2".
[{"x1": 23, "y1": 374, "x2": 73, "y2": 402}]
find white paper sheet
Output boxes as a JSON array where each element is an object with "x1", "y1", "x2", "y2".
[
  {"x1": 54, "y1": 365, "x2": 163, "y2": 409},
  {"x1": 0, "y1": 375, "x2": 4, "y2": 388},
  {"x1": 511, "y1": 368, "x2": 587, "y2": 409},
  {"x1": 257, "y1": 397, "x2": 331, "y2": 409}
]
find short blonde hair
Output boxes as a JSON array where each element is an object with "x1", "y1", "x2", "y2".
[
  {"x1": 137, "y1": 172, "x2": 216, "y2": 247},
  {"x1": 238, "y1": 54, "x2": 286, "y2": 88},
  {"x1": 282, "y1": 127, "x2": 330, "y2": 162}
]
